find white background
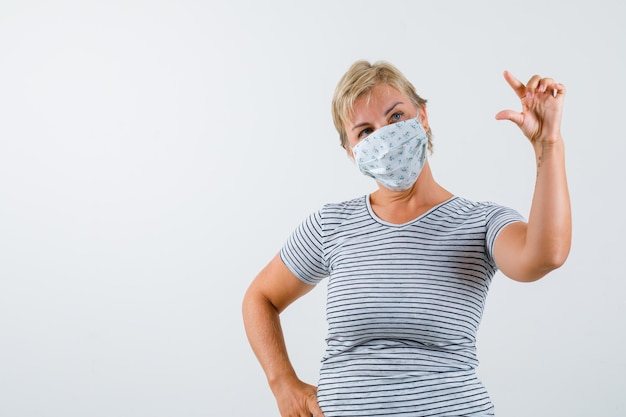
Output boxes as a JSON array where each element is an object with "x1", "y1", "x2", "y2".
[{"x1": 1, "y1": 1, "x2": 624, "y2": 416}]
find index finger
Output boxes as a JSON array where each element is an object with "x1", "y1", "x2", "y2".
[{"x1": 502, "y1": 70, "x2": 526, "y2": 99}]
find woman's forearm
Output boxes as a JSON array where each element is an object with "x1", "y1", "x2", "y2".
[
  {"x1": 242, "y1": 289, "x2": 299, "y2": 390},
  {"x1": 524, "y1": 137, "x2": 572, "y2": 270},
  {"x1": 242, "y1": 256, "x2": 324, "y2": 416}
]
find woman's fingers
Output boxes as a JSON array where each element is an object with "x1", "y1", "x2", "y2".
[
  {"x1": 524, "y1": 74, "x2": 543, "y2": 94},
  {"x1": 543, "y1": 79, "x2": 566, "y2": 98},
  {"x1": 526, "y1": 75, "x2": 566, "y2": 100},
  {"x1": 307, "y1": 390, "x2": 325, "y2": 417},
  {"x1": 495, "y1": 109, "x2": 523, "y2": 126},
  {"x1": 503, "y1": 71, "x2": 565, "y2": 100},
  {"x1": 502, "y1": 70, "x2": 526, "y2": 99},
  {"x1": 537, "y1": 77, "x2": 554, "y2": 93},
  {"x1": 554, "y1": 82, "x2": 566, "y2": 96},
  {"x1": 496, "y1": 70, "x2": 565, "y2": 143}
]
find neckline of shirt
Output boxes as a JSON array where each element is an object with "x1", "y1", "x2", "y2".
[{"x1": 364, "y1": 194, "x2": 459, "y2": 227}]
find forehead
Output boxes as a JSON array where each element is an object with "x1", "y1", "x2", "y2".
[{"x1": 350, "y1": 84, "x2": 410, "y2": 121}]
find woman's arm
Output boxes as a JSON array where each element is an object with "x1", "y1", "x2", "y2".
[
  {"x1": 242, "y1": 253, "x2": 325, "y2": 416},
  {"x1": 493, "y1": 71, "x2": 572, "y2": 282}
]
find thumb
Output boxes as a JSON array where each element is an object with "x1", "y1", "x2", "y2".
[{"x1": 495, "y1": 109, "x2": 523, "y2": 126}]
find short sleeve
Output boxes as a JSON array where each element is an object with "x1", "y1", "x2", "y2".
[
  {"x1": 280, "y1": 209, "x2": 329, "y2": 285},
  {"x1": 484, "y1": 203, "x2": 526, "y2": 266}
]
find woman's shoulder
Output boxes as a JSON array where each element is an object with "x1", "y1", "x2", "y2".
[
  {"x1": 441, "y1": 196, "x2": 517, "y2": 218},
  {"x1": 445, "y1": 195, "x2": 507, "y2": 208},
  {"x1": 319, "y1": 194, "x2": 367, "y2": 217},
  {"x1": 295, "y1": 196, "x2": 367, "y2": 229}
]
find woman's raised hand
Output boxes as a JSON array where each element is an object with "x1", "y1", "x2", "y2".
[{"x1": 496, "y1": 71, "x2": 566, "y2": 146}]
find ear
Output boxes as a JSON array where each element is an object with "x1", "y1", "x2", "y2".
[
  {"x1": 417, "y1": 107, "x2": 430, "y2": 132},
  {"x1": 346, "y1": 146, "x2": 355, "y2": 160}
]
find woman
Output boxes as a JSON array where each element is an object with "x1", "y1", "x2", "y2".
[{"x1": 242, "y1": 60, "x2": 571, "y2": 416}]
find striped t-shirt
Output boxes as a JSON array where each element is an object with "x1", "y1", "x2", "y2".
[{"x1": 280, "y1": 195, "x2": 524, "y2": 416}]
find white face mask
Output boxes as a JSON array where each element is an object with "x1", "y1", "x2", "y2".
[{"x1": 351, "y1": 117, "x2": 428, "y2": 191}]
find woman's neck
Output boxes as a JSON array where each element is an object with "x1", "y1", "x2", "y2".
[{"x1": 369, "y1": 161, "x2": 453, "y2": 224}]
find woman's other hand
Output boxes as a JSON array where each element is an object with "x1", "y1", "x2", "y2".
[{"x1": 271, "y1": 377, "x2": 325, "y2": 417}]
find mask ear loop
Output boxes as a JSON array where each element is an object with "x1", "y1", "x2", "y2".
[{"x1": 413, "y1": 115, "x2": 425, "y2": 129}]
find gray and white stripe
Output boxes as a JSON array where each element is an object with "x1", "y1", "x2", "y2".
[{"x1": 281, "y1": 195, "x2": 524, "y2": 416}]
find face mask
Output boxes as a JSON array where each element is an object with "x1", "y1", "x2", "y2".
[{"x1": 351, "y1": 117, "x2": 428, "y2": 191}]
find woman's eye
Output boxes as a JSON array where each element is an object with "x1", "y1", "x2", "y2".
[
  {"x1": 390, "y1": 112, "x2": 404, "y2": 122},
  {"x1": 358, "y1": 127, "x2": 373, "y2": 138}
]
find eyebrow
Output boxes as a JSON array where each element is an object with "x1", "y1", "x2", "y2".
[{"x1": 351, "y1": 101, "x2": 403, "y2": 131}]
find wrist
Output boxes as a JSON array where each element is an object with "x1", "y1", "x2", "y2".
[
  {"x1": 268, "y1": 371, "x2": 300, "y2": 393},
  {"x1": 533, "y1": 136, "x2": 565, "y2": 175},
  {"x1": 534, "y1": 135, "x2": 564, "y2": 155}
]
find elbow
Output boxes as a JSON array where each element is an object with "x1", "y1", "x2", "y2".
[
  {"x1": 534, "y1": 234, "x2": 572, "y2": 274},
  {"x1": 526, "y1": 245, "x2": 571, "y2": 282},
  {"x1": 549, "y1": 253, "x2": 569, "y2": 271},
  {"x1": 545, "y1": 240, "x2": 571, "y2": 271},
  {"x1": 507, "y1": 245, "x2": 571, "y2": 283},
  {"x1": 242, "y1": 286, "x2": 262, "y2": 322},
  {"x1": 242, "y1": 286, "x2": 279, "y2": 321},
  {"x1": 241, "y1": 289, "x2": 252, "y2": 323}
]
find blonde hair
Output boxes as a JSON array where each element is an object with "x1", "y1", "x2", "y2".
[{"x1": 331, "y1": 60, "x2": 433, "y2": 152}]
